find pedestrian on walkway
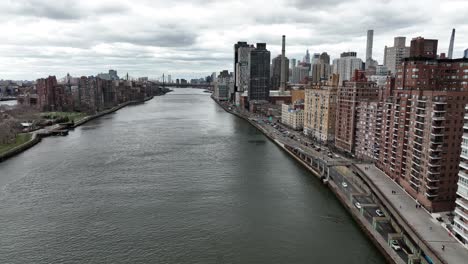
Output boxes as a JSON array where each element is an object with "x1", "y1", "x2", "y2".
[{"x1": 442, "y1": 245, "x2": 445, "y2": 251}]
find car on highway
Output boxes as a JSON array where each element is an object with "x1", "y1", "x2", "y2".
[
  {"x1": 390, "y1": 240, "x2": 401, "y2": 251},
  {"x1": 354, "y1": 202, "x2": 362, "y2": 209},
  {"x1": 376, "y1": 209, "x2": 385, "y2": 217},
  {"x1": 341, "y1": 182, "x2": 348, "y2": 188}
]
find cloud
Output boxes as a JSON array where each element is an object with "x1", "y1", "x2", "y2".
[
  {"x1": 2, "y1": 0, "x2": 128, "y2": 20},
  {"x1": 0, "y1": 0, "x2": 466, "y2": 80}
]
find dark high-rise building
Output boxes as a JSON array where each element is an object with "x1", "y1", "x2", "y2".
[
  {"x1": 410, "y1": 37, "x2": 438, "y2": 59},
  {"x1": 233, "y1": 41, "x2": 250, "y2": 100},
  {"x1": 341, "y1": 51, "x2": 357, "y2": 58},
  {"x1": 248, "y1": 43, "x2": 271, "y2": 102},
  {"x1": 319, "y1": 52, "x2": 330, "y2": 64},
  {"x1": 271, "y1": 54, "x2": 289, "y2": 90}
]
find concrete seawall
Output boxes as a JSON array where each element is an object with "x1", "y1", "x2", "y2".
[
  {"x1": 213, "y1": 98, "x2": 399, "y2": 264},
  {"x1": 0, "y1": 133, "x2": 42, "y2": 162},
  {"x1": 0, "y1": 97, "x2": 154, "y2": 163}
]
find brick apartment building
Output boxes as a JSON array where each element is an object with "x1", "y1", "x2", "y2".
[
  {"x1": 303, "y1": 81, "x2": 337, "y2": 144},
  {"x1": 335, "y1": 70, "x2": 380, "y2": 153},
  {"x1": 355, "y1": 101, "x2": 383, "y2": 161},
  {"x1": 377, "y1": 55, "x2": 468, "y2": 212},
  {"x1": 36, "y1": 76, "x2": 73, "y2": 112}
]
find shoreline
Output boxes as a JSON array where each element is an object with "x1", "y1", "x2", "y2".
[
  {"x1": 0, "y1": 96, "x2": 155, "y2": 163},
  {"x1": 212, "y1": 97, "x2": 401, "y2": 264}
]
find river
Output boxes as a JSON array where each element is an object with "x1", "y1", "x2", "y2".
[{"x1": 0, "y1": 88, "x2": 385, "y2": 263}]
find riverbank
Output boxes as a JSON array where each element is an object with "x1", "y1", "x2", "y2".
[
  {"x1": 212, "y1": 97, "x2": 405, "y2": 264},
  {"x1": 0, "y1": 96, "x2": 155, "y2": 163}
]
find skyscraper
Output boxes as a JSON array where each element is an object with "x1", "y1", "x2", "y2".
[
  {"x1": 384, "y1": 37, "x2": 410, "y2": 75},
  {"x1": 303, "y1": 49, "x2": 310, "y2": 64},
  {"x1": 365, "y1": 29, "x2": 374, "y2": 69},
  {"x1": 311, "y1": 52, "x2": 331, "y2": 83},
  {"x1": 248, "y1": 43, "x2": 271, "y2": 102},
  {"x1": 448, "y1": 28, "x2": 455, "y2": 59},
  {"x1": 465, "y1": 49, "x2": 468, "y2": 58},
  {"x1": 279, "y1": 35, "x2": 287, "y2": 93},
  {"x1": 311, "y1": 53, "x2": 320, "y2": 65},
  {"x1": 271, "y1": 55, "x2": 289, "y2": 90},
  {"x1": 332, "y1": 52, "x2": 363, "y2": 84},
  {"x1": 236, "y1": 44, "x2": 254, "y2": 93},
  {"x1": 233, "y1": 41, "x2": 250, "y2": 99}
]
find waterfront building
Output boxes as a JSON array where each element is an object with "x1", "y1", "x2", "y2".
[
  {"x1": 332, "y1": 52, "x2": 363, "y2": 84},
  {"x1": 355, "y1": 101, "x2": 382, "y2": 161},
  {"x1": 271, "y1": 54, "x2": 289, "y2": 90},
  {"x1": 233, "y1": 41, "x2": 251, "y2": 100},
  {"x1": 376, "y1": 56, "x2": 468, "y2": 212},
  {"x1": 335, "y1": 70, "x2": 379, "y2": 153},
  {"x1": 235, "y1": 44, "x2": 254, "y2": 95},
  {"x1": 410, "y1": 37, "x2": 438, "y2": 59},
  {"x1": 36, "y1": 76, "x2": 73, "y2": 112},
  {"x1": 303, "y1": 74, "x2": 338, "y2": 144},
  {"x1": 281, "y1": 103, "x2": 304, "y2": 130},
  {"x1": 454, "y1": 105, "x2": 468, "y2": 245},
  {"x1": 465, "y1": 48, "x2": 468, "y2": 58},
  {"x1": 213, "y1": 70, "x2": 231, "y2": 101},
  {"x1": 384, "y1": 37, "x2": 410, "y2": 75},
  {"x1": 248, "y1": 43, "x2": 271, "y2": 102}
]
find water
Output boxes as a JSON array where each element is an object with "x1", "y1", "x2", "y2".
[{"x1": 0, "y1": 88, "x2": 385, "y2": 264}]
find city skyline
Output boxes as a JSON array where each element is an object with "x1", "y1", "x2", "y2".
[{"x1": 0, "y1": 0, "x2": 467, "y2": 80}]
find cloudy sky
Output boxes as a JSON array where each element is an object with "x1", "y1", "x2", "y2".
[{"x1": 0, "y1": 0, "x2": 466, "y2": 80}]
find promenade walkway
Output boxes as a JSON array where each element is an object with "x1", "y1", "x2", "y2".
[{"x1": 356, "y1": 164, "x2": 468, "y2": 264}]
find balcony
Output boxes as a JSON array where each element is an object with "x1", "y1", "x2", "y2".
[
  {"x1": 455, "y1": 207, "x2": 468, "y2": 221},
  {"x1": 432, "y1": 121, "x2": 444, "y2": 128},
  {"x1": 452, "y1": 222, "x2": 468, "y2": 242},
  {"x1": 433, "y1": 107, "x2": 446, "y2": 113},
  {"x1": 426, "y1": 183, "x2": 440, "y2": 190},
  {"x1": 411, "y1": 169, "x2": 420, "y2": 179},
  {"x1": 414, "y1": 137, "x2": 423, "y2": 145},
  {"x1": 416, "y1": 117, "x2": 425, "y2": 124},
  {"x1": 434, "y1": 100, "x2": 447, "y2": 105},
  {"x1": 431, "y1": 128, "x2": 444, "y2": 136},
  {"x1": 429, "y1": 152, "x2": 441, "y2": 159},
  {"x1": 425, "y1": 191, "x2": 439, "y2": 198},
  {"x1": 456, "y1": 199, "x2": 468, "y2": 211},
  {"x1": 432, "y1": 113, "x2": 446, "y2": 121},
  {"x1": 412, "y1": 165, "x2": 421, "y2": 173}
]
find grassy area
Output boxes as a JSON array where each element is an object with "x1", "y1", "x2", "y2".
[
  {"x1": 0, "y1": 133, "x2": 32, "y2": 155},
  {"x1": 40, "y1": 112, "x2": 88, "y2": 122}
]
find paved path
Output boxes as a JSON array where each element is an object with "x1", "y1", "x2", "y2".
[{"x1": 355, "y1": 164, "x2": 468, "y2": 264}]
